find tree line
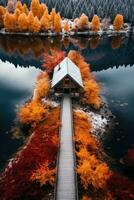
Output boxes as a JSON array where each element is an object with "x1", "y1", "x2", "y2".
[{"x1": 0, "y1": 0, "x2": 124, "y2": 33}]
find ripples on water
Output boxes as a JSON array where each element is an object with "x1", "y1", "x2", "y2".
[{"x1": 0, "y1": 35, "x2": 134, "y2": 171}]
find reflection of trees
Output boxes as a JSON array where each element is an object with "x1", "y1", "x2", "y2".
[
  {"x1": 63, "y1": 37, "x2": 70, "y2": 49},
  {"x1": 111, "y1": 36, "x2": 124, "y2": 49},
  {"x1": 89, "y1": 36, "x2": 101, "y2": 49},
  {"x1": 0, "y1": 35, "x2": 133, "y2": 71},
  {"x1": 0, "y1": 35, "x2": 65, "y2": 58},
  {"x1": 77, "y1": 37, "x2": 89, "y2": 50}
]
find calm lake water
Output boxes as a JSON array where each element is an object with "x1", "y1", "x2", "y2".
[{"x1": 0, "y1": 34, "x2": 134, "y2": 172}]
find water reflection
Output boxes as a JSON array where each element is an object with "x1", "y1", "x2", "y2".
[
  {"x1": 95, "y1": 65, "x2": 134, "y2": 159},
  {"x1": 0, "y1": 61, "x2": 40, "y2": 170},
  {"x1": 0, "y1": 34, "x2": 133, "y2": 70}
]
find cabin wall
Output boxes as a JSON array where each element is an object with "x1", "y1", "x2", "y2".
[{"x1": 53, "y1": 78, "x2": 83, "y2": 97}]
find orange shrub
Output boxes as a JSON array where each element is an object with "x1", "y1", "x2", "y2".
[
  {"x1": 74, "y1": 111, "x2": 97, "y2": 151},
  {"x1": 84, "y1": 80, "x2": 101, "y2": 109},
  {"x1": 18, "y1": 100, "x2": 49, "y2": 125},
  {"x1": 30, "y1": 161, "x2": 56, "y2": 186},
  {"x1": 18, "y1": 13, "x2": 28, "y2": 31},
  {"x1": 77, "y1": 13, "x2": 89, "y2": 30},
  {"x1": 74, "y1": 110, "x2": 111, "y2": 191},
  {"x1": 92, "y1": 163, "x2": 111, "y2": 189},
  {"x1": 33, "y1": 72, "x2": 50, "y2": 101},
  {"x1": 77, "y1": 159, "x2": 94, "y2": 189},
  {"x1": 91, "y1": 15, "x2": 100, "y2": 31},
  {"x1": 113, "y1": 14, "x2": 124, "y2": 31}
]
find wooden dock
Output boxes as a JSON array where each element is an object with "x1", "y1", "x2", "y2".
[{"x1": 55, "y1": 95, "x2": 77, "y2": 200}]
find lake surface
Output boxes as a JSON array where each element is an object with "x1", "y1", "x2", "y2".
[{"x1": 0, "y1": 34, "x2": 134, "y2": 172}]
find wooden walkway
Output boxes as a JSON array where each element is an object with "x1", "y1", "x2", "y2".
[{"x1": 55, "y1": 95, "x2": 76, "y2": 200}]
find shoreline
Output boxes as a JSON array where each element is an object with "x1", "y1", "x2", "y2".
[{"x1": 0, "y1": 29, "x2": 132, "y2": 37}]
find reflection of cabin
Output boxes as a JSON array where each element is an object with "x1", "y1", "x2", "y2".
[{"x1": 51, "y1": 57, "x2": 83, "y2": 97}]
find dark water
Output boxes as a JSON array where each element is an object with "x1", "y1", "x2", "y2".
[
  {"x1": 0, "y1": 61, "x2": 40, "y2": 170},
  {"x1": 0, "y1": 34, "x2": 134, "y2": 171}
]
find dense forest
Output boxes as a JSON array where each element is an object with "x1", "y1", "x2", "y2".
[{"x1": 0, "y1": 0, "x2": 134, "y2": 24}]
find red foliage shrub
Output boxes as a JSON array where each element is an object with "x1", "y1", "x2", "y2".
[
  {"x1": 107, "y1": 172, "x2": 134, "y2": 200},
  {"x1": 42, "y1": 49, "x2": 65, "y2": 73},
  {"x1": 123, "y1": 145, "x2": 134, "y2": 167},
  {"x1": 0, "y1": 107, "x2": 60, "y2": 200}
]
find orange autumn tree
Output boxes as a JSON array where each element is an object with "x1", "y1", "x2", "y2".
[
  {"x1": 31, "y1": 16, "x2": 41, "y2": 33},
  {"x1": 53, "y1": 13, "x2": 62, "y2": 33},
  {"x1": 113, "y1": 14, "x2": 124, "y2": 31},
  {"x1": 64, "y1": 19, "x2": 70, "y2": 32},
  {"x1": 15, "y1": 1, "x2": 23, "y2": 13},
  {"x1": 50, "y1": 8, "x2": 56, "y2": 30},
  {"x1": 4, "y1": 11, "x2": 16, "y2": 32},
  {"x1": 40, "y1": 11, "x2": 50, "y2": 31},
  {"x1": 0, "y1": 6, "x2": 6, "y2": 28},
  {"x1": 27, "y1": 11, "x2": 34, "y2": 32},
  {"x1": 38, "y1": 3, "x2": 48, "y2": 19},
  {"x1": 91, "y1": 15, "x2": 100, "y2": 31},
  {"x1": 22, "y1": 4, "x2": 29, "y2": 15},
  {"x1": 30, "y1": 0, "x2": 40, "y2": 18},
  {"x1": 77, "y1": 13, "x2": 89, "y2": 30},
  {"x1": 18, "y1": 13, "x2": 28, "y2": 31},
  {"x1": 15, "y1": 8, "x2": 21, "y2": 21}
]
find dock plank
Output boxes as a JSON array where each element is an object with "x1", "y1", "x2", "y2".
[{"x1": 56, "y1": 95, "x2": 76, "y2": 200}]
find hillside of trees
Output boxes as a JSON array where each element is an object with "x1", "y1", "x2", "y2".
[{"x1": 0, "y1": 0, "x2": 134, "y2": 24}]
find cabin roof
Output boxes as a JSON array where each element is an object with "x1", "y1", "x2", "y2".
[{"x1": 51, "y1": 57, "x2": 83, "y2": 88}]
